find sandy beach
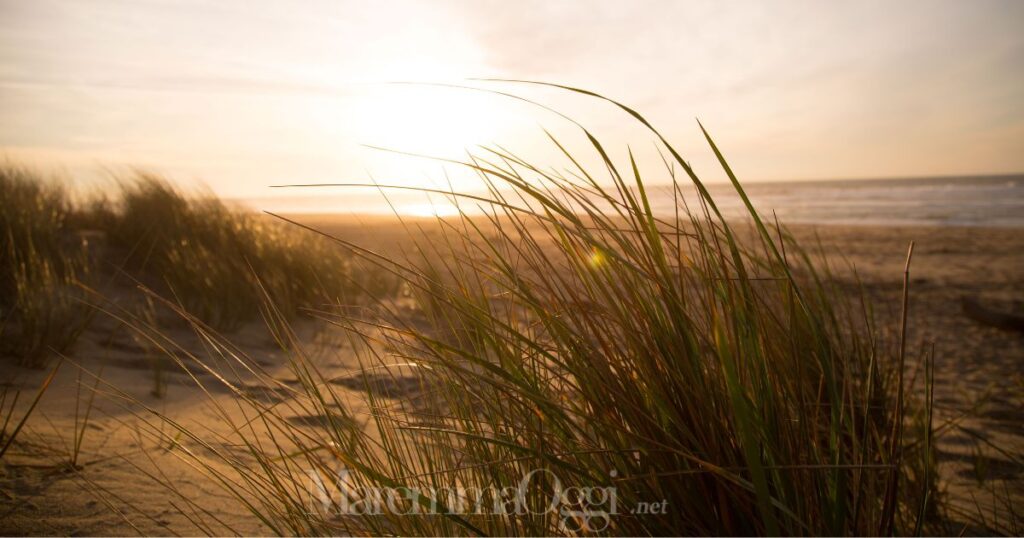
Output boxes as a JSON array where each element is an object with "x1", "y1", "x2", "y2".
[
  {"x1": 3, "y1": 1, "x2": 1022, "y2": 534},
  {"x1": 1, "y1": 217, "x2": 1021, "y2": 535}
]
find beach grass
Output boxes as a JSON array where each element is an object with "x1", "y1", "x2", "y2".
[
  {"x1": 0, "y1": 168, "x2": 92, "y2": 367},
  {"x1": 0, "y1": 169, "x2": 390, "y2": 367},
  {"x1": 106, "y1": 176, "x2": 395, "y2": 329},
  {"x1": 103, "y1": 88, "x2": 942, "y2": 535}
]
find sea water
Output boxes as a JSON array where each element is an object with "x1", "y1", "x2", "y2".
[{"x1": 246, "y1": 174, "x2": 1024, "y2": 228}]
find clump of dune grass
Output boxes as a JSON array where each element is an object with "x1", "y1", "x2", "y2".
[
  {"x1": 291, "y1": 121, "x2": 931, "y2": 533},
  {"x1": 105, "y1": 86, "x2": 944, "y2": 536},
  {"x1": 102, "y1": 176, "x2": 394, "y2": 329},
  {"x1": 2, "y1": 166, "x2": 392, "y2": 364},
  {"x1": 0, "y1": 168, "x2": 92, "y2": 367}
]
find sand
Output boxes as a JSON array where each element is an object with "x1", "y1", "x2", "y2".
[{"x1": 1, "y1": 218, "x2": 1022, "y2": 535}]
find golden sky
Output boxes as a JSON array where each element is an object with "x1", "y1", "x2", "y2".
[{"x1": 1, "y1": 0, "x2": 1022, "y2": 199}]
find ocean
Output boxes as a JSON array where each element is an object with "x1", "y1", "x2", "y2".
[
  {"x1": 651, "y1": 174, "x2": 1024, "y2": 228},
  {"x1": 245, "y1": 174, "x2": 1024, "y2": 228}
]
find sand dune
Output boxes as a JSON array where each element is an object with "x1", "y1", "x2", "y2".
[{"x1": 1, "y1": 218, "x2": 1022, "y2": 535}]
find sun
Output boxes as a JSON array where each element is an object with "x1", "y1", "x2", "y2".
[
  {"x1": 350, "y1": 83, "x2": 501, "y2": 158},
  {"x1": 293, "y1": 20, "x2": 519, "y2": 215},
  {"x1": 397, "y1": 201, "x2": 460, "y2": 218}
]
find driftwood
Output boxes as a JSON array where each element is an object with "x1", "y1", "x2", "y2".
[{"x1": 961, "y1": 296, "x2": 1024, "y2": 333}]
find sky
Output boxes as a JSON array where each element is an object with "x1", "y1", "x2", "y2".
[{"x1": 1, "y1": 0, "x2": 1022, "y2": 206}]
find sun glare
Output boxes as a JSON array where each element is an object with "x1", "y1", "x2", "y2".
[
  {"x1": 310, "y1": 27, "x2": 515, "y2": 210},
  {"x1": 350, "y1": 84, "x2": 502, "y2": 158},
  {"x1": 398, "y1": 201, "x2": 460, "y2": 218}
]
